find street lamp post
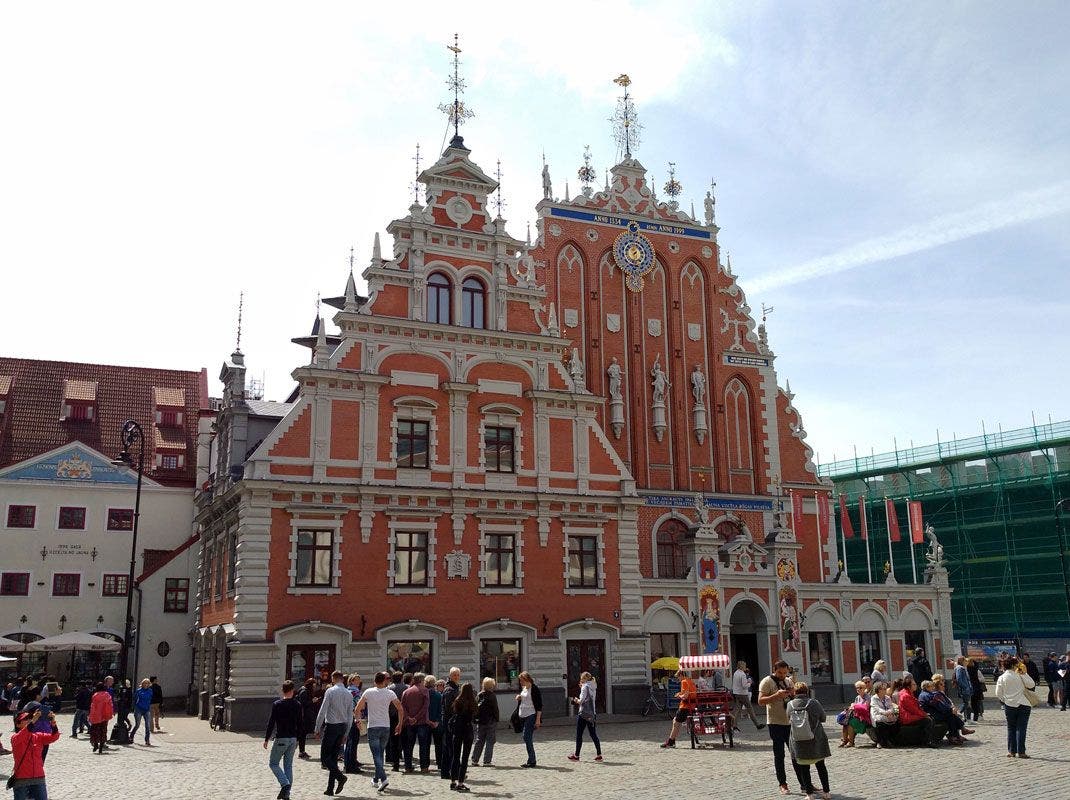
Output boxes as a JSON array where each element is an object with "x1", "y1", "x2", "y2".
[{"x1": 110, "y1": 420, "x2": 144, "y2": 744}]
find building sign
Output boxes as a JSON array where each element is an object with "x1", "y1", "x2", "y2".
[
  {"x1": 548, "y1": 207, "x2": 713, "y2": 241},
  {"x1": 43, "y1": 543, "x2": 91, "y2": 557},
  {"x1": 722, "y1": 353, "x2": 772, "y2": 369},
  {"x1": 645, "y1": 494, "x2": 774, "y2": 512},
  {"x1": 0, "y1": 445, "x2": 138, "y2": 485}
]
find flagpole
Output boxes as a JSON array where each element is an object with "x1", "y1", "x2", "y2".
[
  {"x1": 908, "y1": 498, "x2": 918, "y2": 583},
  {"x1": 884, "y1": 497, "x2": 896, "y2": 581},
  {"x1": 862, "y1": 497, "x2": 873, "y2": 584}
]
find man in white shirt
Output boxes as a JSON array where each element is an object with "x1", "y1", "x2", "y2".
[
  {"x1": 731, "y1": 661, "x2": 763, "y2": 731},
  {"x1": 355, "y1": 671, "x2": 404, "y2": 792},
  {"x1": 315, "y1": 671, "x2": 354, "y2": 796}
]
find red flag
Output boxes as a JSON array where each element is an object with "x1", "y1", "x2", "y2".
[
  {"x1": 817, "y1": 492, "x2": 830, "y2": 540},
  {"x1": 791, "y1": 490, "x2": 804, "y2": 526},
  {"x1": 838, "y1": 494, "x2": 855, "y2": 539},
  {"x1": 885, "y1": 498, "x2": 901, "y2": 543},
  {"x1": 908, "y1": 500, "x2": 924, "y2": 544},
  {"x1": 859, "y1": 496, "x2": 869, "y2": 541}
]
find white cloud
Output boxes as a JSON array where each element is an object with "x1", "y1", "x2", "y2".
[{"x1": 745, "y1": 180, "x2": 1070, "y2": 293}]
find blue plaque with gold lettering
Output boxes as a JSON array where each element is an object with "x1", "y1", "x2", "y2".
[{"x1": 613, "y1": 221, "x2": 656, "y2": 291}]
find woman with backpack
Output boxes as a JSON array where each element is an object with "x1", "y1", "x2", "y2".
[
  {"x1": 787, "y1": 683, "x2": 831, "y2": 800},
  {"x1": 568, "y1": 672, "x2": 602, "y2": 762}
]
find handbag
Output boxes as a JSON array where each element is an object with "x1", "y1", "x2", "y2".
[
  {"x1": 1023, "y1": 687, "x2": 1040, "y2": 707},
  {"x1": 509, "y1": 700, "x2": 523, "y2": 733},
  {"x1": 6, "y1": 736, "x2": 32, "y2": 790}
]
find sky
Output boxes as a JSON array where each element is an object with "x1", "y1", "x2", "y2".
[{"x1": 2, "y1": 1, "x2": 1068, "y2": 466}]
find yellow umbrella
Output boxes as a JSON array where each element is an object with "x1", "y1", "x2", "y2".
[{"x1": 650, "y1": 657, "x2": 680, "y2": 670}]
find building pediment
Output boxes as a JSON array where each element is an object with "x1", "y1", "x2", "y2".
[{"x1": 0, "y1": 442, "x2": 161, "y2": 486}]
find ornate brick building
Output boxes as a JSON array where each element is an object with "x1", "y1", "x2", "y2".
[{"x1": 194, "y1": 125, "x2": 953, "y2": 728}]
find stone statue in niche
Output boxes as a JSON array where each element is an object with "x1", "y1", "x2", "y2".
[
  {"x1": 607, "y1": 357, "x2": 622, "y2": 400},
  {"x1": 569, "y1": 347, "x2": 586, "y2": 392},
  {"x1": 650, "y1": 354, "x2": 670, "y2": 405},
  {"x1": 690, "y1": 365, "x2": 706, "y2": 407}
]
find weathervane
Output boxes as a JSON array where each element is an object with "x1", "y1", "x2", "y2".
[
  {"x1": 663, "y1": 162, "x2": 682, "y2": 208},
  {"x1": 577, "y1": 145, "x2": 597, "y2": 197},
  {"x1": 349, "y1": 246, "x2": 355, "y2": 272},
  {"x1": 493, "y1": 159, "x2": 506, "y2": 217},
  {"x1": 235, "y1": 291, "x2": 244, "y2": 352},
  {"x1": 610, "y1": 74, "x2": 641, "y2": 159},
  {"x1": 410, "y1": 143, "x2": 422, "y2": 205},
  {"x1": 437, "y1": 33, "x2": 474, "y2": 147}
]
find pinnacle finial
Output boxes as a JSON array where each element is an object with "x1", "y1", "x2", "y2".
[
  {"x1": 235, "y1": 291, "x2": 244, "y2": 353},
  {"x1": 493, "y1": 159, "x2": 505, "y2": 218},
  {"x1": 372, "y1": 232, "x2": 382, "y2": 264},
  {"x1": 438, "y1": 33, "x2": 473, "y2": 148},
  {"x1": 411, "y1": 143, "x2": 422, "y2": 205},
  {"x1": 610, "y1": 74, "x2": 641, "y2": 160}
]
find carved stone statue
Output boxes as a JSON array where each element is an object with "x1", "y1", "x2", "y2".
[
  {"x1": 694, "y1": 494, "x2": 711, "y2": 526},
  {"x1": 924, "y1": 524, "x2": 945, "y2": 568},
  {"x1": 569, "y1": 347, "x2": 585, "y2": 391},
  {"x1": 690, "y1": 365, "x2": 706, "y2": 406},
  {"x1": 704, "y1": 189, "x2": 715, "y2": 225},
  {"x1": 650, "y1": 354, "x2": 670, "y2": 404},
  {"x1": 607, "y1": 357, "x2": 622, "y2": 400},
  {"x1": 542, "y1": 163, "x2": 552, "y2": 200}
]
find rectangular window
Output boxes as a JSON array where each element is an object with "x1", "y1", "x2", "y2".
[
  {"x1": 7, "y1": 505, "x2": 35, "y2": 528},
  {"x1": 52, "y1": 573, "x2": 80, "y2": 597},
  {"x1": 649, "y1": 633, "x2": 678, "y2": 663},
  {"x1": 227, "y1": 531, "x2": 237, "y2": 594},
  {"x1": 396, "y1": 419, "x2": 430, "y2": 469},
  {"x1": 107, "y1": 508, "x2": 134, "y2": 531},
  {"x1": 160, "y1": 410, "x2": 179, "y2": 426},
  {"x1": 102, "y1": 573, "x2": 129, "y2": 597},
  {"x1": 480, "y1": 638, "x2": 521, "y2": 689},
  {"x1": 164, "y1": 577, "x2": 189, "y2": 612},
  {"x1": 387, "y1": 640, "x2": 432, "y2": 674},
  {"x1": 160, "y1": 454, "x2": 180, "y2": 470},
  {"x1": 213, "y1": 542, "x2": 225, "y2": 600},
  {"x1": 484, "y1": 426, "x2": 515, "y2": 473},
  {"x1": 904, "y1": 630, "x2": 927, "y2": 660},
  {"x1": 484, "y1": 533, "x2": 516, "y2": 587},
  {"x1": 808, "y1": 632, "x2": 834, "y2": 684},
  {"x1": 0, "y1": 572, "x2": 30, "y2": 596},
  {"x1": 295, "y1": 530, "x2": 333, "y2": 587},
  {"x1": 393, "y1": 531, "x2": 428, "y2": 587},
  {"x1": 859, "y1": 631, "x2": 882, "y2": 675},
  {"x1": 69, "y1": 404, "x2": 90, "y2": 421},
  {"x1": 58, "y1": 506, "x2": 87, "y2": 530},
  {"x1": 568, "y1": 535, "x2": 599, "y2": 588}
]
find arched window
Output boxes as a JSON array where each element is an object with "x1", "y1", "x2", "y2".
[
  {"x1": 724, "y1": 378, "x2": 755, "y2": 493},
  {"x1": 656, "y1": 519, "x2": 690, "y2": 579},
  {"x1": 461, "y1": 277, "x2": 486, "y2": 329},
  {"x1": 427, "y1": 272, "x2": 451, "y2": 324}
]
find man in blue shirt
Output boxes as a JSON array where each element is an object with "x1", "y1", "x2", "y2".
[{"x1": 315, "y1": 671, "x2": 353, "y2": 796}]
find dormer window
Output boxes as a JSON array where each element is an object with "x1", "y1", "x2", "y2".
[
  {"x1": 62, "y1": 379, "x2": 97, "y2": 421},
  {"x1": 0, "y1": 375, "x2": 10, "y2": 419},
  {"x1": 153, "y1": 387, "x2": 185, "y2": 426},
  {"x1": 427, "y1": 272, "x2": 452, "y2": 324}
]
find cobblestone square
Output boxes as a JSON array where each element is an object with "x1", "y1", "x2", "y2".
[{"x1": 12, "y1": 701, "x2": 1070, "y2": 800}]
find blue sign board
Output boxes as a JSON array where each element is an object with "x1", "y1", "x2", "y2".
[
  {"x1": 1, "y1": 445, "x2": 138, "y2": 485},
  {"x1": 548, "y1": 207, "x2": 713, "y2": 241},
  {"x1": 644, "y1": 494, "x2": 773, "y2": 512}
]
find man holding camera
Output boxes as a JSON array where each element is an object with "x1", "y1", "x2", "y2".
[{"x1": 759, "y1": 660, "x2": 800, "y2": 797}]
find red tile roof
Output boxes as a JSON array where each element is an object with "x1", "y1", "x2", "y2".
[
  {"x1": 152, "y1": 387, "x2": 186, "y2": 407},
  {"x1": 136, "y1": 533, "x2": 199, "y2": 584},
  {"x1": 0, "y1": 357, "x2": 209, "y2": 488},
  {"x1": 63, "y1": 379, "x2": 98, "y2": 402},
  {"x1": 0, "y1": 376, "x2": 12, "y2": 396}
]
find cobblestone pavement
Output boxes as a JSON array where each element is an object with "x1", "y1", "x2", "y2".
[{"x1": 6, "y1": 701, "x2": 1069, "y2": 800}]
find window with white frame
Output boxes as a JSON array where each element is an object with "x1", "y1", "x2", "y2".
[
  {"x1": 0, "y1": 572, "x2": 30, "y2": 596},
  {"x1": 387, "y1": 518, "x2": 437, "y2": 593},
  {"x1": 52, "y1": 572, "x2": 81, "y2": 597},
  {"x1": 58, "y1": 506, "x2": 87, "y2": 530},
  {"x1": 562, "y1": 523, "x2": 606, "y2": 594},
  {"x1": 6, "y1": 505, "x2": 35, "y2": 528},
  {"x1": 484, "y1": 427, "x2": 515, "y2": 473},
  {"x1": 288, "y1": 519, "x2": 342, "y2": 595},
  {"x1": 391, "y1": 399, "x2": 438, "y2": 473}
]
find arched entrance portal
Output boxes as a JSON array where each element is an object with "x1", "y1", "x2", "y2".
[{"x1": 729, "y1": 598, "x2": 771, "y2": 699}]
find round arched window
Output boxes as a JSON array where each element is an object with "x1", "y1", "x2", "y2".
[
  {"x1": 461, "y1": 277, "x2": 486, "y2": 329},
  {"x1": 656, "y1": 519, "x2": 690, "y2": 579},
  {"x1": 427, "y1": 272, "x2": 452, "y2": 324}
]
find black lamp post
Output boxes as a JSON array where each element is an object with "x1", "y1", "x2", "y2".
[{"x1": 110, "y1": 420, "x2": 144, "y2": 743}]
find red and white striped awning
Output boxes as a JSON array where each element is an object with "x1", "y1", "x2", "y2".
[{"x1": 679, "y1": 654, "x2": 732, "y2": 670}]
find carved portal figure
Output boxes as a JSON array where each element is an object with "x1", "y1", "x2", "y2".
[
  {"x1": 542, "y1": 163, "x2": 552, "y2": 200},
  {"x1": 650, "y1": 354, "x2": 670, "y2": 404},
  {"x1": 690, "y1": 365, "x2": 706, "y2": 406},
  {"x1": 779, "y1": 587, "x2": 801, "y2": 652},
  {"x1": 694, "y1": 494, "x2": 710, "y2": 526},
  {"x1": 569, "y1": 347, "x2": 585, "y2": 391},
  {"x1": 606, "y1": 357, "x2": 623, "y2": 400},
  {"x1": 704, "y1": 189, "x2": 715, "y2": 225}
]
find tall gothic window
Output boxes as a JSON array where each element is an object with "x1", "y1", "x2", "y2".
[
  {"x1": 655, "y1": 519, "x2": 690, "y2": 579},
  {"x1": 725, "y1": 378, "x2": 755, "y2": 493},
  {"x1": 461, "y1": 277, "x2": 486, "y2": 329},
  {"x1": 427, "y1": 272, "x2": 452, "y2": 324}
]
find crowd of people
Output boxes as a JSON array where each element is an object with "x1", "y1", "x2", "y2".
[{"x1": 264, "y1": 667, "x2": 566, "y2": 797}]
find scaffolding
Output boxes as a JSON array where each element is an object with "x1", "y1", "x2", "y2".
[{"x1": 820, "y1": 421, "x2": 1070, "y2": 640}]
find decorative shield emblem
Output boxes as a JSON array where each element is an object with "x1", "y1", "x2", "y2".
[{"x1": 613, "y1": 221, "x2": 656, "y2": 292}]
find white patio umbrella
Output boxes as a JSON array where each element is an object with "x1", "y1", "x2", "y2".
[
  {"x1": 0, "y1": 654, "x2": 15, "y2": 664},
  {"x1": 0, "y1": 635, "x2": 27, "y2": 653},
  {"x1": 25, "y1": 632, "x2": 121, "y2": 652}
]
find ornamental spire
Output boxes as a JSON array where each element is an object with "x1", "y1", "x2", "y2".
[
  {"x1": 437, "y1": 33, "x2": 474, "y2": 149},
  {"x1": 610, "y1": 74, "x2": 641, "y2": 160}
]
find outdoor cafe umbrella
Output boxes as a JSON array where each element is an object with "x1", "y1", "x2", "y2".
[
  {"x1": 0, "y1": 655, "x2": 15, "y2": 664},
  {"x1": 650, "y1": 656, "x2": 680, "y2": 671},
  {"x1": 25, "y1": 632, "x2": 121, "y2": 652},
  {"x1": 0, "y1": 635, "x2": 27, "y2": 653}
]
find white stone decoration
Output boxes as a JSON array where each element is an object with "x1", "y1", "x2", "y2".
[
  {"x1": 606, "y1": 313, "x2": 621, "y2": 333},
  {"x1": 549, "y1": 223, "x2": 562, "y2": 237},
  {"x1": 690, "y1": 365, "x2": 708, "y2": 445},
  {"x1": 647, "y1": 318, "x2": 662, "y2": 337},
  {"x1": 687, "y1": 323, "x2": 701, "y2": 341},
  {"x1": 668, "y1": 241, "x2": 680, "y2": 254},
  {"x1": 445, "y1": 196, "x2": 474, "y2": 226},
  {"x1": 444, "y1": 550, "x2": 471, "y2": 580},
  {"x1": 701, "y1": 246, "x2": 713, "y2": 259},
  {"x1": 585, "y1": 228, "x2": 599, "y2": 242},
  {"x1": 607, "y1": 357, "x2": 625, "y2": 439},
  {"x1": 569, "y1": 347, "x2": 586, "y2": 393},
  {"x1": 564, "y1": 308, "x2": 579, "y2": 327},
  {"x1": 650, "y1": 354, "x2": 669, "y2": 442}
]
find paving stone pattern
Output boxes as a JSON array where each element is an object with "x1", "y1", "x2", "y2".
[{"x1": 9, "y1": 702, "x2": 1070, "y2": 800}]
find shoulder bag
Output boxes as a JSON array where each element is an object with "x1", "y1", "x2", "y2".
[
  {"x1": 6, "y1": 736, "x2": 32, "y2": 790},
  {"x1": 509, "y1": 699, "x2": 523, "y2": 733}
]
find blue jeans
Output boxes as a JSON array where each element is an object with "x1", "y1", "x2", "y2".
[
  {"x1": 13, "y1": 784, "x2": 48, "y2": 800},
  {"x1": 521, "y1": 714, "x2": 537, "y2": 765},
  {"x1": 72, "y1": 709, "x2": 89, "y2": 735},
  {"x1": 404, "y1": 723, "x2": 430, "y2": 770},
  {"x1": 269, "y1": 737, "x2": 297, "y2": 788},
  {"x1": 368, "y1": 726, "x2": 390, "y2": 783},
  {"x1": 958, "y1": 692, "x2": 971, "y2": 718},
  {"x1": 344, "y1": 724, "x2": 361, "y2": 771},
  {"x1": 130, "y1": 707, "x2": 151, "y2": 743},
  {"x1": 575, "y1": 715, "x2": 601, "y2": 756},
  {"x1": 1004, "y1": 703, "x2": 1031, "y2": 754}
]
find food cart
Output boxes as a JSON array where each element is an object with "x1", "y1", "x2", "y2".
[{"x1": 678, "y1": 654, "x2": 735, "y2": 748}]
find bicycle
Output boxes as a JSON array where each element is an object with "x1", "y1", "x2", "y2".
[{"x1": 641, "y1": 683, "x2": 667, "y2": 717}]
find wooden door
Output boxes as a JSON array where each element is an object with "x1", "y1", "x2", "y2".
[
  {"x1": 285, "y1": 644, "x2": 336, "y2": 683},
  {"x1": 566, "y1": 639, "x2": 607, "y2": 712}
]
